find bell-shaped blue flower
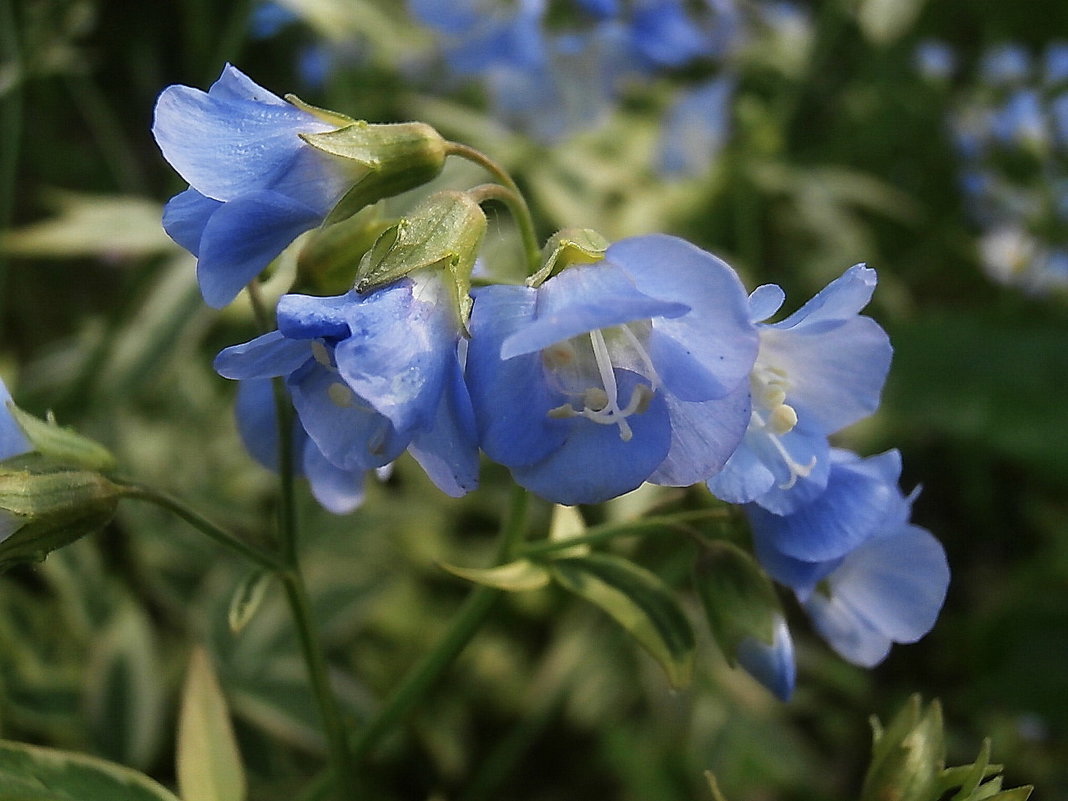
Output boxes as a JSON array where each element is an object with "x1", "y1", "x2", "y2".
[
  {"x1": 746, "y1": 449, "x2": 949, "y2": 667},
  {"x1": 707, "y1": 265, "x2": 891, "y2": 514},
  {"x1": 466, "y1": 234, "x2": 756, "y2": 505},
  {"x1": 215, "y1": 270, "x2": 479, "y2": 498},
  {"x1": 0, "y1": 379, "x2": 32, "y2": 462},
  {"x1": 153, "y1": 64, "x2": 363, "y2": 307}
]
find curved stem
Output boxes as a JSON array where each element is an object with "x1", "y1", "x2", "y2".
[
  {"x1": 519, "y1": 508, "x2": 731, "y2": 558},
  {"x1": 115, "y1": 481, "x2": 283, "y2": 572},
  {"x1": 446, "y1": 142, "x2": 541, "y2": 275}
]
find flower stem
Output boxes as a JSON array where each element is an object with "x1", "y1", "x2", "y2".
[
  {"x1": 115, "y1": 481, "x2": 283, "y2": 572},
  {"x1": 351, "y1": 486, "x2": 530, "y2": 758},
  {"x1": 518, "y1": 508, "x2": 731, "y2": 558},
  {"x1": 446, "y1": 142, "x2": 541, "y2": 275}
]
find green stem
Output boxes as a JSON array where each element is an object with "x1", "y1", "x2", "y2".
[
  {"x1": 351, "y1": 486, "x2": 530, "y2": 758},
  {"x1": 519, "y1": 508, "x2": 730, "y2": 558},
  {"x1": 115, "y1": 481, "x2": 283, "y2": 573},
  {"x1": 446, "y1": 142, "x2": 541, "y2": 275}
]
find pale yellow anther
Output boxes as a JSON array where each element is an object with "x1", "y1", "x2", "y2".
[
  {"x1": 760, "y1": 385, "x2": 787, "y2": 408},
  {"x1": 311, "y1": 340, "x2": 332, "y2": 368},
  {"x1": 767, "y1": 404, "x2": 798, "y2": 435},
  {"x1": 328, "y1": 381, "x2": 355, "y2": 408},
  {"x1": 584, "y1": 387, "x2": 609, "y2": 411},
  {"x1": 542, "y1": 342, "x2": 576, "y2": 370},
  {"x1": 547, "y1": 404, "x2": 578, "y2": 419}
]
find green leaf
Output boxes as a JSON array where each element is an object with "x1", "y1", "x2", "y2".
[
  {"x1": 551, "y1": 554, "x2": 695, "y2": 689},
  {"x1": 227, "y1": 570, "x2": 273, "y2": 634},
  {"x1": 440, "y1": 559, "x2": 551, "y2": 592},
  {"x1": 85, "y1": 604, "x2": 165, "y2": 770},
  {"x1": 862, "y1": 696, "x2": 945, "y2": 801},
  {"x1": 176, "y1": 648, "x2": 246, "y2": 801},
  {"x1": 0, "y1": 739, "x2": 182, "y2": 800}
]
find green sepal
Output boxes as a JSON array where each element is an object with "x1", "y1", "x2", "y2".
[
  {"x1": 6, "y1": 401, "x2": 116, "y2": 471},
  {"x1": 300, "y1": 120, "x2": 449, "y2": 222},
  {"x1": 529, "y1": 227, "x2": 609, "y2": 288},
  {"x1": 296, "y1": 208, "x2": 396, "y2": 295},
  {"x1": 0, "y1": 456, "x2": 120, "y2": 571},
  {"x1": 354, "y1": 190, "x2": 487, "y2": 330},
  {"x1": 228, "y1": 569, "x2": 274, "y2": 634},
  {"x1": 692, "y1": 540, "x2": 782, "y2": 666},
  {"x1": 284, "y1": 93, "x2": 356, "y2": 127},
  {"x1": 862, "y1": 695, "x2": 946, "y2": 801},
  {"x1": 551, "y1": 553, "x2": 695, "y2": 689},
  {"x1": 440, "y1": 559, "x2": 551, "y2": 592}
]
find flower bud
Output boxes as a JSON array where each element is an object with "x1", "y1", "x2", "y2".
[
  {"x1": 0, "y1": 459, "x2": 121, "y2": 570},
  {"x1": 861, "y1": 695, "x2": 945, "y2": 801},
  {"x1": 296, "y1": 210, "x2": 398, "y2": 295},
  {"x1": 355, "y1": 190, "x2": 487, "y2": 327},
  {"x1": 295, "y1": 107, "x2": 449, "y2": 223}
]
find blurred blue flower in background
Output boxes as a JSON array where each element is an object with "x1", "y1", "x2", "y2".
[
  {"x1": 707, "y1": 265, "x2": 891, "y2": 515},
  {"x1": 153, "y1": 65, "x2": 363, "y2": 307},
  {"x1": 216, "y1": 271, "x2": 479, "y2": 499},
  {"x1": 465, "y1": 234, "x2": 756, "y2": 505}
]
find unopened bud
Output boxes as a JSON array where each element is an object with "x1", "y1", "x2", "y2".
[
  {"x1": 529, "y1": 227, "x2": 609, "y2": 287},
  {"x1": 0, "y1": 459, "x2": 121, "y2": 570},
  {"x1": 297, "y1": 210, "x2": 397, "y2": 295}
]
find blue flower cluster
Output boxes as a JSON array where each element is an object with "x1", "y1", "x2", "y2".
[
  {"x1": 153, "y1": 65, "x2": 947, "y2": 697},
  {"x1": 922, "y1": 40, "x2": 1068, "y2": 294}
]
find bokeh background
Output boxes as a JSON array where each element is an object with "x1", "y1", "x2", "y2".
[{"x1": 1, "y1": 1, "x2": 1067, "y2": 799}]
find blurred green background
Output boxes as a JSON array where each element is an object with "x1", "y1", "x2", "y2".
[{"x1": 1, "y1": 1, "x2": 1067, "y2": 799}]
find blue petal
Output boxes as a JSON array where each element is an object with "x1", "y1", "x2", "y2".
[
  {"x1": 233, "y1": 378, "x2": 306, "y2": 475},
  {"x1": 152, "y1": 66, "x2": 335, "y2": 201},
  {"x1": 745, "y1": 450, "x2": 900, "y2": 563},
  {"x1": 501, "y1": 262, "x2": 687, "y2": 359},
  {"x1": 707, "y1": 434, "x2": 776, "y2": 504},
  {"x1": 0, "y1": 379, "x2": 32, "y2": 461},
  {"x1": 277, "y1": 292, "x2": 356, "y2": 341},
  {"x1": 607, "y1": 235, "x2": 758, "y2": 401},
  {"x1": 747, "y1": 283, "x2": 786, "y2": 323},
  {"x1": 648, "y1": 380, "x2": 750, "y2": 486},
  {"x1": 735, "y1": 615, "x2": 796, "y2": 701},
  {"x1": 466, "y1": 285, "x2": 568, "y2": 467},
  {"x1": 196, "y1": 190, "x2": 323, "y2": 308},
  {"x1": 509, "y1": 370, "x2": 672, "y2": 505},
  {"x1": 332, "y1": 277, "x2": 455, "y2": 434},
  {"x1": 771, "y1": 264, "x2": 877, "y2": 329},
  {"x1": 630, "y1": 0, "x2": 711, "y2": 67},
  {"x1": 215, "y1": 332, "x2": 313, "y2": 380},
  {"x1": 827, "y1": 524, "x2": 949, "y2": 644},
  {"x1": 287, "y1": 361, "x2": 407, "y2": 471},
  {"x1": 407, "y1": 359, "x2": 480, "y2": 497},
  {"x1": 162, "y1": 188, "x2": 220, "y2": 256},
  {"x1": 803, "y1": 592, "x2": 892, "y2": 667},
  {"x1": 301, "y1": 437, "x2": 367, "y2": 514},
  {"x1": 750, "y1": 533, "x2": 838, "y2": 596}
]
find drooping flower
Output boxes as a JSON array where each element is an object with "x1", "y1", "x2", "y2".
[
  {"x1": 746, "y1": 449, "x2": 950, "y2": 667},
  {"x1": 735, "y1": 614, "x2": 796, "y2": 701},
  {"x1": 707, "y1": 265, "x2": 891, "y2": 514},
  {"x1": 215, "y1": 269, "x2": 479, "y2": 499},
  {"x1": 153, "y1": 64, "x2": 369, "y2": 307},
  {"x1": 465, "y1": 234, "x2": 756, "y2": 505}
]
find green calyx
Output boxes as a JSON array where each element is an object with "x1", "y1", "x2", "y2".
[
  {"x1": 0, "y1": 455, "x2": 121, "y2": 571},
  {"x1": 297, "y1": 112, "x2": 449, "y2": 223},
  {"x1": 692, "y1": 540, "x2": 782, "y2": 665},
  {"x1": 528, "y1": 227, "x2": 609, "y2": 287},
  {"x1": 6, "y1": 401, "x2": 116, "y2": 472},
  {"x1": 296, "y1": 209, "x2": 398, "y2": 296},
  {"x1": 355, "y1": 190, "x2": 488, "y2": 331}
]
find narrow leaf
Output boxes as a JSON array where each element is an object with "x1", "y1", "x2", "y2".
[
  {"x1": 228, "y1": 570, "x2": 273, "y2": 634},
  {"x1": 551, "y1": 554, "x2": 695, "y2": 689},
  {"x1": 548, "y1": 504, "x2": 590, "y2": 558},
  {"x1": 177, "y1": 648, "x2": 246, "y2": 801},
  {"x1": 440, "y1": 559, "x2": 551, "y2": 592},
  {"x1": 0, "y1": 739, "x2": 182, "y2": 800}
]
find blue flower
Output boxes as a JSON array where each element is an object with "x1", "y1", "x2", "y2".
[
  {"x1": 979, "y1": 44, "x2": 1032, "y2": 86},
  {"x1": 153, "y1": 65, "x2": 363, "y2": 308},
  {"x1": 735, "y1": 614, "x2": 796, "y2": 701},
  {"x1": 215, "y1": 270, "x2": 479, "y2": 498},
  {"x1": 746, "y1": 449, "x2": 949, "y2": 667},
  {"x1": 0, "y1": 379, "x2": 31, "y2": 462},
  {"x1": 707, "y1": 265, "x2": 891, "y2": 514},
  {"x1": 628, "y1": 0, "x2": 714, "y2": 69},
  {"x1": 466, "y1": 234, "x2": 756, "y2": 505},
  {"x1": 234, "y1": 379, "x2": 369, "y2": 514}
]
